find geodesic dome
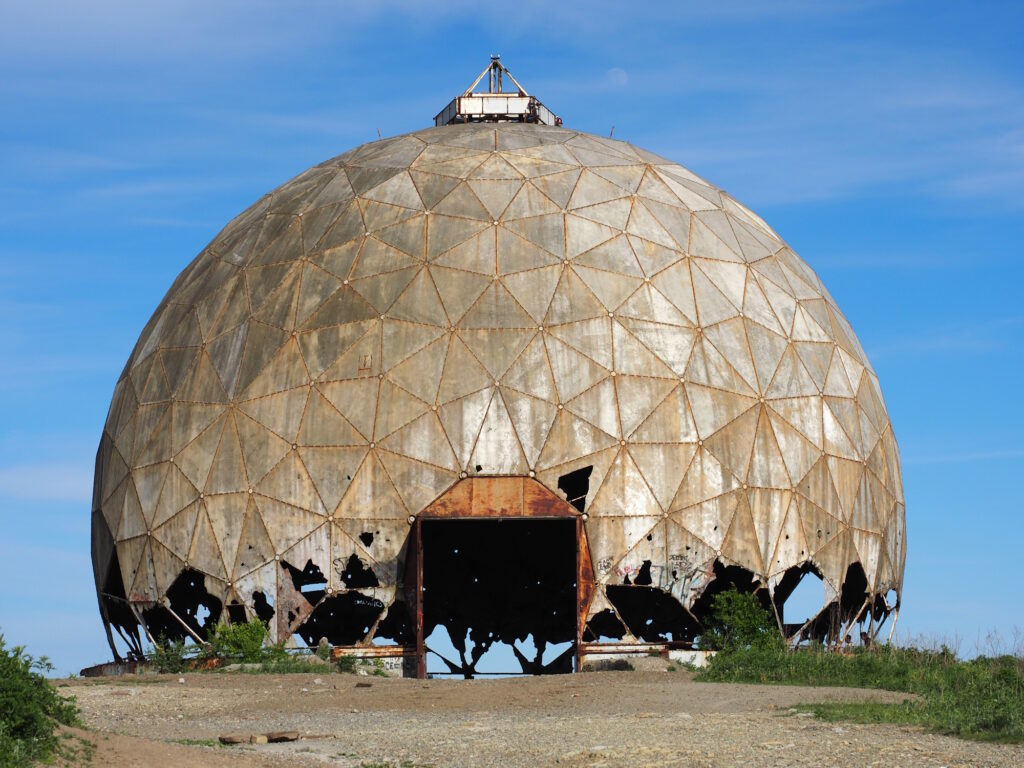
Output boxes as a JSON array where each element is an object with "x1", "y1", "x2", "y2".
[{"x1": 91, "y1": 121, "x2": 905, "y2": 663}]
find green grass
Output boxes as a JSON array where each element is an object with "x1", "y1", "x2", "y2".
[
  {"x1": 697, "y1": 643, "x2": 1024, "y2": 742},
  {"x1": 171, "y1": 737, "x2": 224, "y2": 747},
  {"x1": 245, "y1": 655, "x2": 329, "y2": 674},
  {"x1": 692, "y1": 586, "x2": 1024, "y2": 742},
  {"x1": 789, "y1": 700, "x2": 922, "y2": 726},
  {"x1": 146, "y1": 619, "x2": 392, "y2": 676},
  {"x1": 56, "y1": 728, "x2": 97, "y2": 766},
  {"x1": 148, "y1": 619, "x2": 339, "y2": 674}
]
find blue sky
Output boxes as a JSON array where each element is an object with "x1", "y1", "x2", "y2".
[{"x1": 1, "y1": 1, "x2": 1022, "y2": 674}]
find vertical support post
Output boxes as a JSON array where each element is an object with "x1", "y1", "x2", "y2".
[
  {"x1": 886, "y1": 604, "x2": 900, "y2": 644},
  {"x1": 414, "y1": 518, "x2": 426, "y2": 679},
  {"x1": 575, "y1": 515, "x2": 583, "y2": 673}
]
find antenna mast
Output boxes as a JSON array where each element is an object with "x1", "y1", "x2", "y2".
[{"x1": 434, "y1": 56, "x2": 561, "y2": 127}]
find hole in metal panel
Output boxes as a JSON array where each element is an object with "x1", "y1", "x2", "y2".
[
  {"x1": 297, "y1": 592, "x2": 384, "y2": 647},
  {"x1": 557, "y1": 466, "x2": 593, "y2": 513},
  {"x1": 252, "y1": 590, "x2": 275, "y2": 624},
  {"x1": 335, "y1": 553, "x2": 380, "y2": 589},
  {"x1": 282, "y1": 559, "x2": 328, "y2": 603}
]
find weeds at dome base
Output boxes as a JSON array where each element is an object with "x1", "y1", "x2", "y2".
[{"x1": 694, "y1": 592, "x2": 1024, "y2": 744}]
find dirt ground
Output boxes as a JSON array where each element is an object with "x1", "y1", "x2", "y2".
[{"x1": 61, "y1": 668, "x2": 1024, "y2": 768}]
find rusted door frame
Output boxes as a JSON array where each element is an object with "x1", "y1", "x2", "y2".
[
  {"x1": 414, "y1": 516, "x2": 425, "y2": 678},
  {"x1": 409, "y1": 477, "x2": 592, "y2": 678}
]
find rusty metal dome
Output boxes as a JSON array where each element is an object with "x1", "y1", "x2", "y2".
[{"x1": 91, "y1": 120, "x2": 904, "y2": 668}]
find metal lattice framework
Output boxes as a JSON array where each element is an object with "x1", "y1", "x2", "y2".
[
  {"x1": 92, "y1": 121, "x2": 904, "y2": 660},
  {"x1": 434, "y1": 56, "x2": 560, "y2": 127}
]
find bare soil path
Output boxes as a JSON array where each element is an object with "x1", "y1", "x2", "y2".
[{"x1": 62, "y1": 670, "x2": 1024, "y2": 767}]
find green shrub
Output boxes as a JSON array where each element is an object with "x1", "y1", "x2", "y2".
[
  {"x1": 336, "y1": 654, "x2": 358, "y2": 673},
  {"x1": 698, "y1": 585, "x2": 783, "y2": 652},
  {"x1": 202, "y1": 619, "x2": 280, "y2": 664},
  {"x1": 147, "y1": 634, "x2": 191, "y2": 673},
  {"x1": 316, "y1": 638, "x2": 332, "y2": 662},
  {"x1": 147, "y1": 620, "x2": 334, "y2": 673},
  {"x1": 0, "y1": 634, "x2": 80, "y2": 768},
  {"x1": 249, "y1": 655, "x2": 324, "y2": 674}
]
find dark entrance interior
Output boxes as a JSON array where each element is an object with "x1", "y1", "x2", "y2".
[{"x1": 421, "y1": 518, "x2": 577, "y2": 678}]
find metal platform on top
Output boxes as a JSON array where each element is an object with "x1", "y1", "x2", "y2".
[{"x1": 434, "y1": 56, "x2": 561, "y2": 127}]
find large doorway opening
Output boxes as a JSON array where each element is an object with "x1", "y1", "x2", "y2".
[{"x1": 421, "y1": 518, "x2": 578, "y2": 677}]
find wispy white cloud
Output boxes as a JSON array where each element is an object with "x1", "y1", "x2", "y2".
[
  {"x1": 867, "y1": 315, "x2": 1024, "y2": 360},
  {"x1": 0, "y1": 354, "x2": 121, "y2": 378},
  {"x1": 191, "y1": 107, "x2": 366, "y2": 137},
  {"x1": 80, "y1": 176, "x2": 260, "y2": 200},
  {"x1": 809, "y1": 250, "x2": 983, "y2": 272},
  {"x1": 605, "y1": 68, "x2": 629, "y2": 89},
  {"x1": 0, "y1": 144, "x2": 139, "y2": 177},
  {"x1": 0, "y1": 463, "x2": 93, "y2": 503},
  {"x1": 0, "y1": 300, "x2": 66, "y2": 320},
  {"x1": 0, "y1": 0, "x2": 886, "y2": 65},
  {"x1": 3, "y1": 2, "x2": 1020, "y2": 213},
  {"x1": 904, "y1": 449, "x2": 1024, "y2": 466},
  {"x1": 604, "y1": 39, "x2": 1024, "y2": 209},
  {"x1": 126, "y1": 216, "x2": 218, "y2": 229}
]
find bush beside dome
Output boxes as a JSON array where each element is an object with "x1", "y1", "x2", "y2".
[{"x1": 91, "y1": 122, "x2": 904, "y2": 664}]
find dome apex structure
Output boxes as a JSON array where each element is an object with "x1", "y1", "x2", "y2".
[
  {"x1": 92, "y1": 64, "x2": 904, "y2": 675},
  {"x1": 434, "y1": 55, "x2": 561, "y2": 127}
]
